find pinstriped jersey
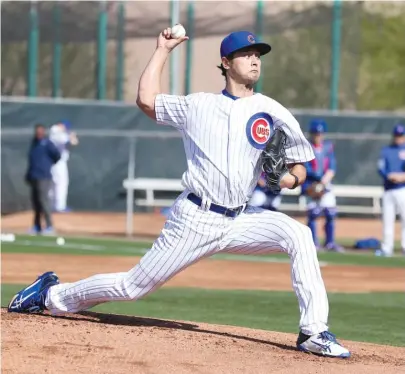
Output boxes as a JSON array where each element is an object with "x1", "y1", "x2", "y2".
[{"x1": 155, "y1": 91, "x2": 315, "y2": 208}]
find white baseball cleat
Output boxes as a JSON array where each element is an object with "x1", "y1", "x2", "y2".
[{"x1": 297, "y1": 331, "x2": 351, "y2": 358}]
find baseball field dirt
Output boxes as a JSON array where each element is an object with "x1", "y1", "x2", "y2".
[
  {"x1": 2, "y1": 308, "x2": 405, "y2": 374},
  {"x1": 2, "y1": 251, "x2": 405, "y2": 373},
  {"x1": 1, "y1": 211, "x2": 402, "y2": 241},
  {"x1": 2, "y1": 212, "x2": 405, "y2": 373}
]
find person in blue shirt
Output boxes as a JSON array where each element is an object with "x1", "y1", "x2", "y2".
[
  {"x1": 302, "y1": 119, "x2": 344, "y2": 252},
  {"x1": 249, "y1": 171, "x2": 282, "y2": 211},
  {"x1": 377, "y1": 123, "x2": 405, "y2": 257},
  {"x1": 25, "y1": 124, "x2": 61, "y2": 235}
]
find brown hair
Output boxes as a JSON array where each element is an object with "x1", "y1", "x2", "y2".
[
  {"x1": 217, "y1": 63, "x2": 227, "y2": 80},
  {"x1": 217, "y1": 52, "x2": 234, "y2": 81}
]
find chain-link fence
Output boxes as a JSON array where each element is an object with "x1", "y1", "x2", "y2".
[{"x1": 2, "y1": 1, "x2": 405, "y2": 110}]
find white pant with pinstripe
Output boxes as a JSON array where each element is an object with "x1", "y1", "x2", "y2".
[
  {"x1": 381, "y1": 188, "x2": 405, "y2": 255},
  {"x1": 46, "y1": 191, "x2": 329, "y2": 335}
]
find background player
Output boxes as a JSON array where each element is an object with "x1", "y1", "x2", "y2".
[
  {"x1": 249, "y1": 171, "x2": 282, "y2": 211},
  {"x1": 25, "y1": 124, "x2": 61, "y2": 235},
  {"x1": 376, "y1": 123, "x2": 405, "y2": 257},
  {"x1": 49, "y1": 120, "x2": 79, "y2": 213},
  {"x1": 8, "y1": 27, "x2": 350, "y2": 358},
  {"x1": 301, "y1": 119, "x2": 344, "y2": 252}
]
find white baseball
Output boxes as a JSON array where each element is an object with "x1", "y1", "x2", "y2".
[
  {"x1": 171, "y1": 24, "x2": 186, "y2": 39},
  {"x1": 56, "y1": 237, "x2": 65, "y2": 246}
]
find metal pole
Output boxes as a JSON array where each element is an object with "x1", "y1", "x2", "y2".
[
  {"x1": 184, "y1": 0, "x2": 194, "y2": 95},
  {"x1": 170, "y1": 0, "x2": 180, "y2": 95},
  {"x1": 27, "y1": 1, "x2": 39, "y2": 97},
  {"x1": 97, "y1": 1, "x2": 108, "y2": 100},
  {"x1": 255, "y1": 0, "x2": 264, "y2": 93},
  {"x1": 115, "y1": 1, "x2": 125, "y2": 101},
  {"x1": 52, "y1": 2, "x2": 62, "y2": 97},
  {"x1": 126, "y1": 136, "x2": 136, "y2": 237},
  {"x1": 330, "y1": 0, "x2": 342, "y2": 110}
]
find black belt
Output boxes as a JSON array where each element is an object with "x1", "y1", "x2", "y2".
[{"x1": 187, "y1": 193, "x2": 245, "y2": 218}]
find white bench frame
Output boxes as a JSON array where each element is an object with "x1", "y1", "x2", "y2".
[{"x1": 123, "y1": 178, "x2": 384, "y2": 236}]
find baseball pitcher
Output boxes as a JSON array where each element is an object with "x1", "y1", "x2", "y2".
[
  {"x1": 377, "y1": 123, "x2": 405, "y2": 256},
  {"x1": 301, "y1": 119, "x2": 344, "y2": 252},
  {"x1": 8, "y1": 28, "x2": 350, "y2": 358}
]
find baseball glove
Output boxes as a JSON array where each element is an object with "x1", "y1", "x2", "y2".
[
  {"x1": 262, "y1": 128, "x2": 289, "y2": 194},
  {"x1": 306, "y1": 182, "x2": 326, "y2": 199}
]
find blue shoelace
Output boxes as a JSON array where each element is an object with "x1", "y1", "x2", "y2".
[{"x1": 320, "y1": 331, "x2": 340, "y2": 345}]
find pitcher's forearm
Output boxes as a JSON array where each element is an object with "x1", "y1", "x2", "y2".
[
  {"x1": 288, "y1": 163, "x2": 307, "y2": 185},
  {"x1": 280, "y1": 163, "x2": 306, "y2": 190}
]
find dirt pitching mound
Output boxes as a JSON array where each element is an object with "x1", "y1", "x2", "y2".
[{"x1": 2, "y1": 309, "x2": 404, "y2": 374}]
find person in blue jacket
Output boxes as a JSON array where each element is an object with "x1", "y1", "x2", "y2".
[
  {"x1": 249, "y1": 171, "x2": 282, "y2": 212},
  {"x1": 302, "y1": 119, "x2": 344, "y2": 252},
  {"x1": 26, "y1": 124, "x2": 61, "y2": 235},
  {"x1": 376, "y1": 123, "x2": 405, "y2": 257}
]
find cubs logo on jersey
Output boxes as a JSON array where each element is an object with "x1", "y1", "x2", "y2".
[{"x1": 246, "y1": 112, "x2": 274, "y2": 149}]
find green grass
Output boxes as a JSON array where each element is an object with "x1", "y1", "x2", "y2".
[
  {"x1": 2, "y1": 285, "x2": 404, "y2": 347},
  {"x1": 2, "y1": 234, "x2": 405, "y2": 268}
]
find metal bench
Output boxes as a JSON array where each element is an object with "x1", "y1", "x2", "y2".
[{"x1": 123, "y1": 178, "x2": 384, "y2": 235}]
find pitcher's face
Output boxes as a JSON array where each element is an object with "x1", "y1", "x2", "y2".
[{"x1": 223, "y1": 47, "x2": 261, "y2": 85}]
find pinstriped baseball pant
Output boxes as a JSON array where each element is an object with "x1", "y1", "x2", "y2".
[{"x1": 46, "y1": 191, "x2": 329, "y2": 335}]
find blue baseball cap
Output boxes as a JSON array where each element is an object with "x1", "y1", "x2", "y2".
[
  {"x1": 220, "y1": 31, "x2": 271, "y2": 58},
  {"x1": 309, "y1": 119, "x2": 327, "y2": 134},
  {"x1": 393, "y1": 123, "x2": 405, "y2": 136},
  {"x1": 60, "y1": 120, "x2": 72, "y2": 130}
]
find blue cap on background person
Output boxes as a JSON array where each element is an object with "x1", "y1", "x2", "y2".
[
  {"x1": 393, "y1": 123, "x2": 405, "y2": 136},
  {"x1": 60, "y1": 120, "x2": 71, "y2": 130},
  {"x1": 309, "y1": 119, "x2": 327, "y2": 134},
  {"x1": 220, "y1": 31, "x2": 271, "y2": 58}
]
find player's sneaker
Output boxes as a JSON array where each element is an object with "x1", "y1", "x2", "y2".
[
  {"x1": 42, "y1": 227, "x2": 56, "y2": 236},
  {"x1": 55, "y1": 208, "x2": 72, "y2": 213},
  {"x1": 297, "y1": 331, "x2": 351, "y2": 358},
  {"x1": 8, "y1": 271, "x2": 59, "y2": 313},
  {"x1": 28, "y1": 226, "x2": 41, "y2": 235},
  {"x1": 324, "y1": 242, "x2": 345, "y2": 253},
  {"x1": 374, "y1": 249, "x2": 392, "y2": 257}
]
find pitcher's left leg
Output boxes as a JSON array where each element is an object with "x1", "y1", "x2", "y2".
[{"x1": 222, "y1": 206, "x2": 350, "y2": 358}]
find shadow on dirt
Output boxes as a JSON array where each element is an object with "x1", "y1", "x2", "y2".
[{"x1": 45, "y1": 310, "x2": 298, "y2": 353}]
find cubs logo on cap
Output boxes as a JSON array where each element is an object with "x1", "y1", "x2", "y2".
[
  {"x1": 309, "y1": 119, "x2": 327, "y2": 134},
  {"x1": 247, "y1": 34, "x2": 255, "y2": 43},
  {"x1": 246, "y1": 113, "x2": 274, "y2": 149}
]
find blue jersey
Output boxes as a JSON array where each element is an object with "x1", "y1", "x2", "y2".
[
  {"x1": 378, "y1": 143, "x2": 405, "y2": 191},
  {"x1": 255, "y1": 172, "x2": 280, "y2": 197},
  {"x1": 26, "y1": 137, "x2": 61, "y2": 181},
  {"x1": 302, "y1": 140, "x2": 336, "y2": 194}
]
